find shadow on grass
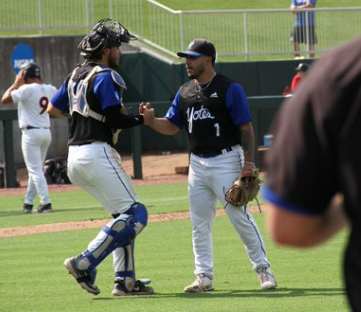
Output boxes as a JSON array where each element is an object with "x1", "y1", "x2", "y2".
[{"x1": 92, "y1": 287, "x2": 346, "y2": 300}]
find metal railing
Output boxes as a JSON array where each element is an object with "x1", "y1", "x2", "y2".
[
  {"x1": 1, "y1": 0, "x2": 361, "y2": 60},
  {"x1": 139, "y1": 2, "x2": 361, "y2": 59}
]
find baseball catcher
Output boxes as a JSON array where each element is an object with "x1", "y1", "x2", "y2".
[
  {"x1": 225, "y1": 161, "x2": 260, "y2": 207},
  {"x1": 48, "y1": 18, "x2": 155, "y2": 297}
]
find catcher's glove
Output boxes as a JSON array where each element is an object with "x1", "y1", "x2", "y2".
[{"x1": 225, "y1": 162, "x2": 260, "y2": 207}]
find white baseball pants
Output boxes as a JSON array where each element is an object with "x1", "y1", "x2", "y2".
[
  {"x1": 22, "y1": 128, "x2": 51, "y2": 205},
  {"x1": 67, "y1": 142, "x2": 140, "y2": 273},
  {"x1": 188, "y1": 145, "x2": 271, "y2": 278}
]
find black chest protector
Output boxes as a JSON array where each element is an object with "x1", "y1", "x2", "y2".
[
  {"x1": 179, "y1": 74, "x2": 241, "y2": 154},
  {"x1": 66, "y1": 63, "x2": 126, "y2": 146}
]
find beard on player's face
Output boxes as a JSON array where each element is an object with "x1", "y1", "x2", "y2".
[
  {"x1": 188, "y1": 62, "x2": 205, "y2": 79},
  {"x1": 109, "y1": 58, "x2": 118, "y2": 70},
  {"x1": 108, "y1": 48, "x2": 121, "y2": 70}
]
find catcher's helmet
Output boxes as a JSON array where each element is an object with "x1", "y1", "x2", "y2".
[
  {"x1": 78, "y1": 18, "x2": 137, "y2": 59},
  {"x1": 20, "y1": 62, "x2": 41, "y2": 79}
]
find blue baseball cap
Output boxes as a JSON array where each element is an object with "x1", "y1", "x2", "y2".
[{"x1": 177, "y1": 39, "x2": 216, "y2": 61}]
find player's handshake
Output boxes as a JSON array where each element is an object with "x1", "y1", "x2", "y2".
[{"x1": 139, "y1": 102, "x2": 154, "y2": 125}]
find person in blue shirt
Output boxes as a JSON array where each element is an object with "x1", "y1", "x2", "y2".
[
  {"x1": 141, "y1": 38, "x2": 277, "y2": 293},
  {"x1": 290, "y1": 0, "x2": 317, "y2": 59}
]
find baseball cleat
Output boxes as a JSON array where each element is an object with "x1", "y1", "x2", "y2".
[
  {"x1": 257, "y1": 267, "x2": 277, "y2": 290},
  {"x1": 63, "y1": 255, "x2": 100, "y2": 295},
  {"x1": 184, "y1": 274, "x2": 214, "y2": 293},
  {"x1": 112, "y1": 278, "x2": 154, "y2": 296},
  {"x1": 22, "y1": 203, "x2": 33, "y2": 213},
  {"x1": 37, "y1": 203, "x2": 53, "y2": 213}
]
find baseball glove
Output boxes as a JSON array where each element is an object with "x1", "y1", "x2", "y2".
[{"x1": 225, "y1": 164, "x2": 260, "y2": 207}]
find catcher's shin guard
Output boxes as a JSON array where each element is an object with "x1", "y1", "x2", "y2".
[
  {"x1": 113, "y1": 242, "x2": 136, "y2": 292},
  {"x1": 78, "y1": 203, "x2": 148, "y2": 270}
]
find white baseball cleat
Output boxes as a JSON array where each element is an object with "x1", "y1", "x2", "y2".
[
  {"x1": 184, "y1": 274, "x2": 214, "y2": 293},
  {"x1": 257, "y1": 267, "x2": 277, "y2": 290}
]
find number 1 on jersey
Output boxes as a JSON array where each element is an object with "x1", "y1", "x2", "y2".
[{"x1": 214, "y1": 123, "x2": 220, "y2": 137}]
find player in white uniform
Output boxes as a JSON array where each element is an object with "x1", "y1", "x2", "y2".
[
  {"x1": 1, "y1": 62, "x2": 57, "y2": 213},
  {"x1": 48, "y1": 19, "x2": 155, "y2": 296},
  {"x1": 141, "y1": 39, "x2": 277, "y2": 292}
]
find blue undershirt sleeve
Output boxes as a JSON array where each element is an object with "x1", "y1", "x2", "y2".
[
  {"x1": 51, "y1": 80, "x2": 70, "y2": 113},
  {"x1": 263, "y1": 186, "x2": 323, "y2": 216},
  {"x1": 225, "y1": 83, "x2": 252, "y2": 126},
  {"x1": 165, "y1": 91, "x2": 184, "y2": 129},
  {"x1": 93, "y1": 72, "x2": 122, "y2": 110}
]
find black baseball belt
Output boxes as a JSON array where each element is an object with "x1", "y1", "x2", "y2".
[
  {"x1": 21, "y1": 126, "x2": 50, "y2": 130},
  {"x1": 193, "y1": 146, "x2": 233, "y2": 158}
]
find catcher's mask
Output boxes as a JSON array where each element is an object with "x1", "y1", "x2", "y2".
[
  {"x1": 78, "y1": 18, "x2": 137, "y2": 59},
  {"x1": 20, "y1": 62, "x2": 41, "y2": 79}
]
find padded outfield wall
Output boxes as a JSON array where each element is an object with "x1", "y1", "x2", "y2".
[{"x1": 0, "y1": 35, "x2": 309, "y2": 166}]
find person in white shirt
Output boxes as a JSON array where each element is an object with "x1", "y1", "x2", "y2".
[{"x1": 1, "y1": 62, "x2": 57, "y2": 213}]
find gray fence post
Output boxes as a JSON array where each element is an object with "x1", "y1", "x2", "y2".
[
  {"x1": 131, "y1": 126, "x2": 143, "y2": 179},
  {"x1": 243, "y1": 11, "x2": 248, "y2": 62},
  {"x1": 38, "y1": 0, "x2": 43, "y2": 35},
  {"x1": 109, "y1": 0, "x2": 113, "y2": 20},
  {"x1": 179, "y1": 11, "x2": 184, "y2": 51},
  {"x1": 3, "y1": 120, "x2": 17, "y2": 188}
]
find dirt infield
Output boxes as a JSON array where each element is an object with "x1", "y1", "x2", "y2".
[
  {"x1": 1, "y1": 152, "x2": 190, "y2": 237},
  {"x1": 0, "y1": 210, "x2": 229, "y2": 238},
  {"x1": 0, "y1": 152, "x2": 264, "y2": 238}
]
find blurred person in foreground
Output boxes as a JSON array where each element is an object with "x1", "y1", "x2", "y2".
[{"x1": 262, "y1": 35, "x2": 361, "y2": 311}]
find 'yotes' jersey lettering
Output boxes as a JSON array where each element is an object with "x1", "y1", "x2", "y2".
[
  {"x1": 186, "y1": 105, "x2": 215, "y2": 134},
  {"x1": 179, "y1": 74, "x2": 241, "y2": 154}
]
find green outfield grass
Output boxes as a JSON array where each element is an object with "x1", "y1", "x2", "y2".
[
  {"x1": 1, "y1": 0, "x2": 360, "y2": 53},
  {"x1": 0, "y1": 214, "x2": 349, "y2": 312},
  {"x1": 0, "y1": 182, "x2": 350, "y2": 312},
  {"x1": 2, "y1": 181, "x2": 265, "y2": 228},
  {"x1": 0, "y1": 182, "x2": 190, "y2": 228}
]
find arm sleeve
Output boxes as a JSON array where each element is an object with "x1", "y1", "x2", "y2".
[
  {"x1": 104, "y1": 106, "x2": 144, "y2": 129},
  {"x1": 225, "y1": 83, "x2": 252, "y2": 126},
  {"x1": 291, "y1": 75, "x2": 301, "y2": 91},
  {"x1": 50, "y1": 79, "x2": 70, "y2": 113},
  {"x1": 93, "y1": 72, "x2": 122, "y2": 110},
  {"x1": 265, "y1": 90, "x2": 337, "y2": 215},
  {"x1": 94, "y1": 71, "x2": 144, "y2": 129},
  {"x1": 10, "y1": 85, "x2": 30, "y2": 103},
  {"x1": 165, "y1": 90, "x2": 184, "y2": 128}
]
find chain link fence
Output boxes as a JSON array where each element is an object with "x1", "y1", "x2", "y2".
[{"x1": 1, "y1": 0, "x2": 361, "y2": 60}]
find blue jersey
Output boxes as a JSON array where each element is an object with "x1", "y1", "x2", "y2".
[
  {"x1": 165, "y1": 74, "x2": 252, "y2": 154},
  {"x1": 52, "y1": 67, "x2": 123, "y2": 114},
  {"x1": 51, "y1": 63, "x2": 126, "y2": 145},
  {"x1": 292, "y1": 0, "x2": 316, "y2": 26}
]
